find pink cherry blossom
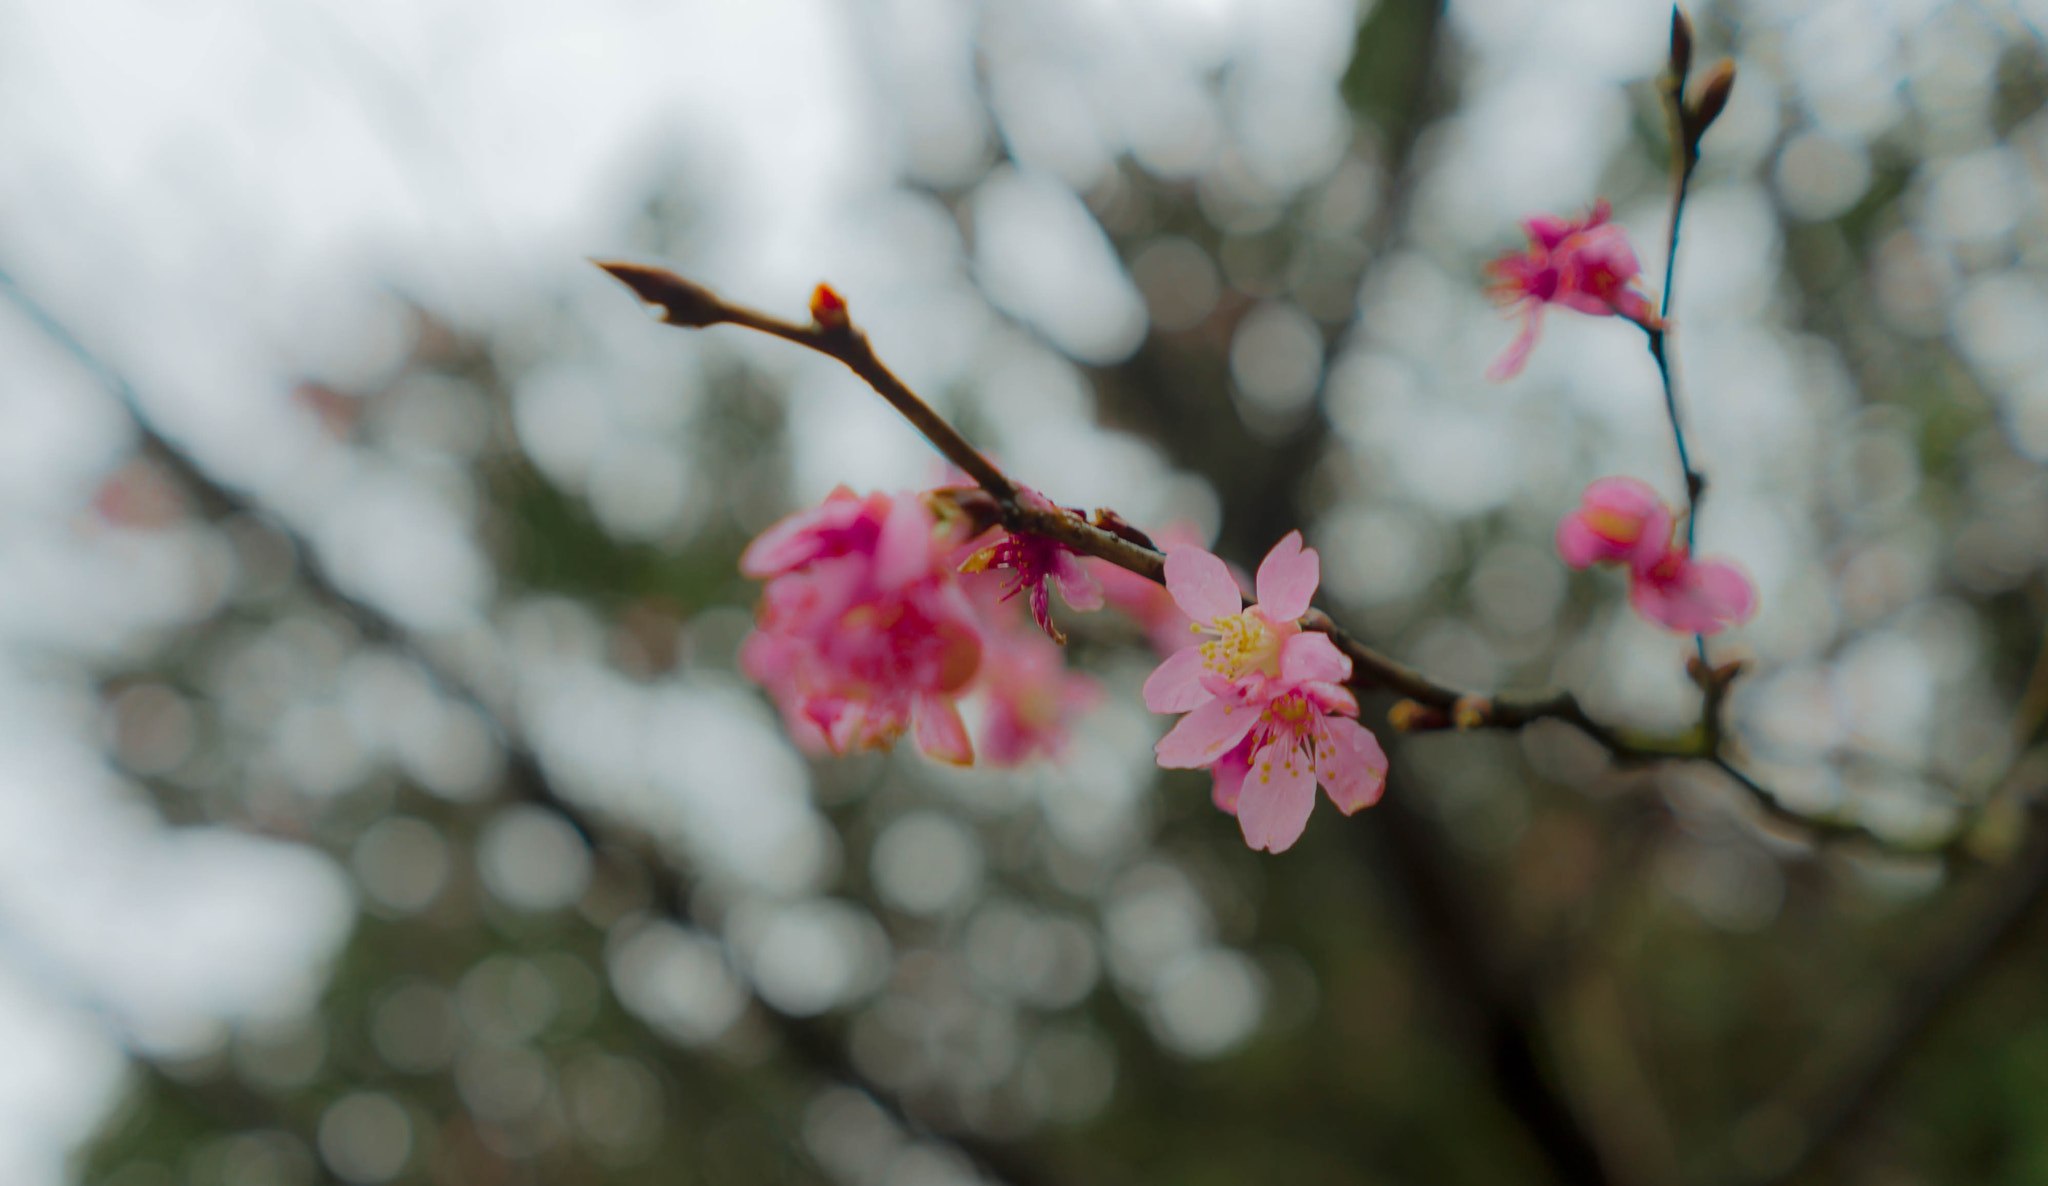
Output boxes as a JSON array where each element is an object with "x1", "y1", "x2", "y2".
[
  {"x1": 1485, "y1": 200, "x2": 1663, "y2": 381},
  {"x1": 957, "y1": 487, "x2": 1104, "y2": 643},
  {"x1": 1555, "y1": 476, "x2": 1674, "y2": 571},
  {"x1": 739, "y1": 488, "x2": 984, "y2": 764},
  {"x1": 974, "y1": 626, "x2": 1102, "y2": 767},
  {"x1": 1199, "y1": 690, "x2": 1388, "y2": 853},
  {"x1": 1141, "y1": 531, "x2": 1389, "y2": 853},
  {"x1": 1555, "y1": 478, "x2": 1756, "y2": 636},
  {"x1": 1626, "y1": 546, "x2": 1757, "y2": 636}
]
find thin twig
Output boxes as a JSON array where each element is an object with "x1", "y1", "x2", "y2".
[
  {"x1": 0, "y1": 266, "x2": 1055, "y2": 1186},
  {"x1": 1651, "y1": 10, "x2": 1709, "y2": 666},
  {"x1": 597, "y1": 263, "x2": 1912, "y2": 858}
]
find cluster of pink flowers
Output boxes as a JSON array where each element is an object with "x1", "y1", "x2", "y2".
[
  {"x1": 1486, "y1": 204, "x2": 1758, "y2": 634},
  {"x1": 739, "y1": 486, "x2": 1097, "y2": 767},
  {"x1": 738, "y1": 485, "x2": 1389, "y2": 852},
  {"x1": 732, "y1": 199, "x2": 1760, "y2": 858},
  {"x1": 1557, "y1": 477, "x2": 1753, "y2": 634}
]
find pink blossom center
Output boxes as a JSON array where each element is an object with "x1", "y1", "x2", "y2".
[{"x1": 1584, "y1": 507, "x2": 1645, "y2": 545}]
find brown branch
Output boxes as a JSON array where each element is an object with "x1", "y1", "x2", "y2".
[
  {"x1": 595, "y1": 263, "x2": 1015, "y2": 501},
  {"x1": 594, "y1": 263, "x2": 1908, "y2": 858},
  {"x1": 0, "y1": 268, "x2": 1056, "y2": 1186}
]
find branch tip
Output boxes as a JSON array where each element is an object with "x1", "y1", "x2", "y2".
[
  {"x1": 593, "y1": 260, "x2": 727, "y2": 328},
  {"x1": 1669, "y1": 7, "x2": 1694, "y2": 84},
  {"x1": 1685, "y1": 59, "x2": 1737, "y2": 149}
]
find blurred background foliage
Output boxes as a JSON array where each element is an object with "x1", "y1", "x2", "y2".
[{"x1": 11, "y1": 0, "x2": 2048, "y2": 1184}]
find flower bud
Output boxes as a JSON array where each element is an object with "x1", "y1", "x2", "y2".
[
  {"x1": 1669, "y1": 7, "x2": 1694, "y2": 84},
  {"x1": 1090, "y1": 508, "x2": 1159, "y2": 551},
  {"x1": 1387, "y1": 699, "x2": 1450, "y2": 732},
  {"x1": 1452, "y1": 695, "x2": 1490, "y2": 731},
  {"x1": 810, "y1": 283, "x2": 850, "y2": 330},
  {"x1": 595, "y1": 261, "x2": 727, "y2": 328},
  {"x1": 1687, "y1": 58, "x2": 1737, "y2": 143}
]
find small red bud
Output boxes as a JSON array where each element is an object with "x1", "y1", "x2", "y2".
[{"x1": 810, "y1": 283, "x2": 850, "y2": 330}]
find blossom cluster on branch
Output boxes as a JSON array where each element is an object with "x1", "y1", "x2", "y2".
[
  {"x1": 604, "y1": 17, "x2": 1768, "y2": 856},
  {"x1": 738, "y1": 485, "x2": 1099, "y2": 768}
]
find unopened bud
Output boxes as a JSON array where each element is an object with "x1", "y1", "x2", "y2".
[
  {"x1": 810, "y1": 283, "x2": 851, "y2": 330},
  {"x1": 923, "y1": 485, "x2": 1002, "y2": 539},
  {"x1": 1388, "y1": 699, "x2": 1451, "y2": 732},
  {"x1": 594, "y1": 261, "x2": 726, "y2": 328},
  {"x1": 1090, "y1": 508, "x2": 1159, "y2": 551},
  {"x1": 1687, "y1": 58, "x2": 1737, "y2": 142},
  {"x1": 1452, "y1": 695, "x2": 1490, "y2": 731},
  {"x1": 1669, "y1": 7, "x2": 1694, "y2": 84}
]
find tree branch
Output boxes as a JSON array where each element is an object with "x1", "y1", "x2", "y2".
[
  {"x1": 0, "y1": 266, "x2": 1056, "y2": 1186},
  {"x1": 594, "y1": 263, "x2": 1918, "y2": 857}
]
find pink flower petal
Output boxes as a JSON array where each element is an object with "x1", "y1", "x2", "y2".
[
  {"x1": 1254, "y1": 531, "x2": 1319, "y2": 621},
  {"x1": 1582, "y1": 476, "x2": 1662, "y2": 518},
  {"x1": 1579, "y1": 226, "x2": 1641, "y2": 278},
  {"x1": 739, "y1": 489, "x2": 857, "y2": 577},
  {"x1": 1143, "y1": 646, "x2": 1214, "y2": 714},
  {"x1": 913, "y1": 694, "x2": 974, "y2": 765},
  {"x1": 1307, "y1": 681, "x2": 1358, "y2": 717},
  {"x1": 1631, "y1": 556, "x2": 1756, "y2": 635},
  {"x1": 1210, "y1": 743, "x2": 1251, "y2": 814},
  {"x1": 1154, "y1": 697, "x2": 1259, "y2": 769},
  {"x1": 1524, "y1": 213, "x2": 1575, "y2": 250},
  {"x1": 1486, "y1": 308, "x2": 1544, "y2": 381},
  {"x1": 1608, "y1": 286, "x2": 1658, "y2": 327},
  {"x1": 1555, "y1": 514, "x2": 1607, "y2": 569},
  {"x1": 1236, "y1": 740, "x2": 1318, "y2": 853},
  {"x1": 1555, "y1": 289, "x2": 1617, "y2": 317},
  {"x1": 875, "y1": 494, "x2": 934, "y2": 589},
  {"x1": 1164, "y1": 544, "x2": 1242, "y2": 625},
  {"x1": 1279, "y1": 631, "x2": 1350, "y2": 686},
  {"x1": 1315, "y1": 717, "x2": 1388, "y2": 815},
  {"x1": 1691, "y1": 558, "x2": 1757, "y2": 623},
  {"x1": 1051, "y1": 551, "x2": 1105, "y2": 612},
  {"x1": 1626, "y1": 578, "x2": 1687, "y2": 632}
]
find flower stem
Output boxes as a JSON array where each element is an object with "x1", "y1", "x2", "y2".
[{"x1": 1654, "y1": 131, "x2": 1708, "y2": 666}]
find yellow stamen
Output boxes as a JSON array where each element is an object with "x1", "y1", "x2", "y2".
[{"x1": 1196, "y1": 611, "x2": 1282, "y2": 679}]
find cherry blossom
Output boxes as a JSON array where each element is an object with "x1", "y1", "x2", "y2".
[
  {"x1": 957, "y1": 487, "x2": 1103, "y2": 643},
  {"x1": 1141, "y1": 532, "x2": 1389, "y2": 853},
  {"x1": 1486, "y1": 200, "x2": 1662, "y2": 381},
  {"x1": 974, "y1": 626, "x2": 1102, "y2": 767},
  {"x1": 1555, "y1": 476, "x2": 1674, "y2": 571},
  {"x1": 739, "y1": 488, "x2": 984, "y2": 763},
  {"x1": 1556, "y1": 477, "x2": 1755, "y2": 636}
]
